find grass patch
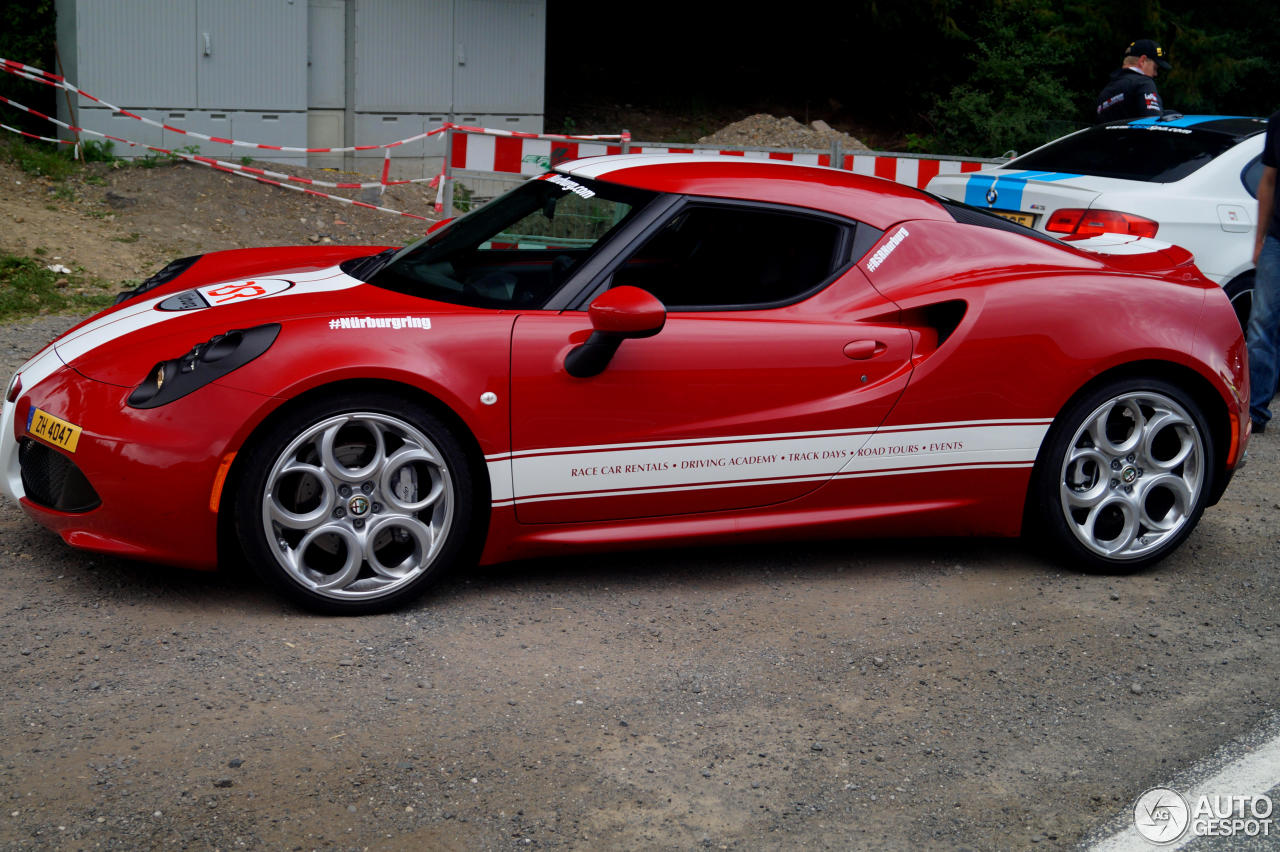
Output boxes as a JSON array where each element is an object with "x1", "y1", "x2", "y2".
[
  {"x1": 0, "y1": 139, "x2": 79, "y2": 181},
  {"x1": 0, "y1": 254, "x2": 117, "y2": 321}
]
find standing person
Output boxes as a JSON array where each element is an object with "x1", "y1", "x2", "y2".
[
  {"x1": 1096, "y1": 38, "x2": 1171, "y2": 122},
  {"x1": 1247, "y1": 110, "x2": 1280, "y2": 434}
]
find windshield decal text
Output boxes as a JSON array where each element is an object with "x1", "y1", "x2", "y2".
[
  {"x1": 545, "y1": 174, "x2": 596, "y2": 198},
  {"x1": 1105, "y1": 125, "x2": 1192, "y2": 134}
]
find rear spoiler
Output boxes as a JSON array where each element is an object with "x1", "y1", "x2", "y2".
[{"x1": 1064, "y1": 234, "x2": 1207, "y2": 280}]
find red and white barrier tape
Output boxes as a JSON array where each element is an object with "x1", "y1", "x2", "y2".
[
  {"x1": 1, "y1": 58, "x2": 628, "y2": 156},
  {"x1": 3, "y1": 56, "x2": 987, "y2": 212},
  {"x1": 183, "y1": 153, "x2": 433, "y2": 220},
  {"x1": 0, "y1": 121, "x2": 71, "y2": 146},
  {"x1": 1, "y1": 57, "x2": 436, "y2": 153},
  {"x1": 0, "y1": 98, "x2": 436, "y2": 219}
]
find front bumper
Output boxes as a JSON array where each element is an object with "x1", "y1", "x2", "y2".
[{"x1": 2, "y1": 361, "x2": 273, "y2": 570}]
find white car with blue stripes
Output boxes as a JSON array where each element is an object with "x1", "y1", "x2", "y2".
[{"x1": 927, "y1": 115, "x2": 1267, "y2": 326}]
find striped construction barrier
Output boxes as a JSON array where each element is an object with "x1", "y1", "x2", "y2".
[
  {"x1": 445, "y1": 131, "x2": 993, "y2": 190},
  {"x1": 440, "y1": 127, "x2": 1001, "y2": 216}
]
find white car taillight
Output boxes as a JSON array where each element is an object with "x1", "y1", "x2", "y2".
[{"x1": 1047, "y1": 208, "x2": 1159, "y2": 239}]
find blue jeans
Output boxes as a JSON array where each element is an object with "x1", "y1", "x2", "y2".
[{"x1": 1248, "y1": 234, "x2": 1280, "y2": 425}]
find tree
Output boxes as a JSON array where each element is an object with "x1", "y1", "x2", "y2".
[
  {"x1": 923, "y1": 0, "x2": 1083, "y2": 157},
  {"x1": 0, "y1": 0, "x2": 57, "y2": 135}
]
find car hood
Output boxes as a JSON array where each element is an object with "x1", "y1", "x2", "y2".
[{"x1": 14, "y1": 246, "x2": 433, "y2": 391}]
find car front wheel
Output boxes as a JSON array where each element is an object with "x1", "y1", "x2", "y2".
[
  {"x1": 235, "y1": 392, "x2": 474, "y2": 614},
  {"x1": 1032, "y1": 378, "x2": 1213, "y2": 573}
]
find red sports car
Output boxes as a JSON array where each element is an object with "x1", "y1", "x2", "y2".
[{"x1": 0, "y1": 155, "x2": 1250, "y2": 613}]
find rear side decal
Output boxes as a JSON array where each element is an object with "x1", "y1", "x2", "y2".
[{"x1": 963, "y1": 171, "x2": 1080, "y2": 209}]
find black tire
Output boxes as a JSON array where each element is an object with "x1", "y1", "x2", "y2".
[
  {"x1": 234, "y1": 391, "x2": 475, "y2": 614},
  {"x1": 1224, "y1": 272, "x2": 1254, "y2": 332},
  {"x1": 1029, "y1": 377, "x2": 1214, "y2": 574}
]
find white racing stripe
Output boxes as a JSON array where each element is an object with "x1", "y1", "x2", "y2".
[
  {"x1": 0, "y1": 267, "x2": 361, "y2": 503},
  {"x1": 15, "y1": 267, "x2": 360, "y2": 392}
]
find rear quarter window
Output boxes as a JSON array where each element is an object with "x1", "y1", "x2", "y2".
[{"x1": 1242, "y1": 155, "x2": 1264, "y2": 198}]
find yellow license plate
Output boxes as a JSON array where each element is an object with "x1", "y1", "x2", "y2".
[
  {"x1": 27, "y1": 407, "x2": 82, "y2": 453},
  {"x1": 989, "y1": 210, "x2": 1035, "y2": 227}
]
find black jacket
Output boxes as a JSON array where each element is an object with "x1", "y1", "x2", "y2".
[{"x1": 1096, "y1": 68, "x2": 1162, "y2": 122}]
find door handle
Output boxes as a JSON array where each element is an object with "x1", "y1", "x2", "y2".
[{"x1": 843, "y1": 339, "x2": 887, "y2": 360}]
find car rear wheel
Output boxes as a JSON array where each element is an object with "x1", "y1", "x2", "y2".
[
  {"x1": 235, "y1": 392, "x2": 474, "y2": 614},
  {"x1": 1224, "y1": 272, "x2": 1254, "y2": 331},
  {"x1": 1032, "y1": 377, "x2": 1213, "y2": 573}
]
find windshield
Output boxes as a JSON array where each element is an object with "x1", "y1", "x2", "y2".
[
  {"x1": 1007, "y1": 123, "x2": 1250, "y2": 183},
  {"x1": 369, "y1": 174, "x2": 655, "y2": 308}
]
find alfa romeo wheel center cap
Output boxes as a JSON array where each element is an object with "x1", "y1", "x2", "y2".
[
  {"x1": 1121, "y1": 465, "x2": 1139, "y2": 484},
  {"x1": 348, "y1": 495, "x2": 371, "y2": 517}
]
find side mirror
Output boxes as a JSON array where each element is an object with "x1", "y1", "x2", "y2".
[
  {"x1": 425, "y1": 217, "x2": 454, "y2": 235},
  {"x1": 564, "y1": 286, "x2": 666, "y2": 378}
]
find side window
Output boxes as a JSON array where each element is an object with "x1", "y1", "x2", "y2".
[{"x1": 610, "y1": 204, "x2": 845, "y2": 310}]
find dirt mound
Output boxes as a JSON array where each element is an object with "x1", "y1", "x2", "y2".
[{"x1": 698, "y1": 114, "x2": 873, "y2": 152}]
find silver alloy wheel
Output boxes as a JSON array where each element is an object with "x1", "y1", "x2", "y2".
[
  {"x1": 260, "y1": 411, "x2": 455, "y2": 602},
  {"x1": 1058, "y1": 390, "x2": 1204, "y2": 561}
]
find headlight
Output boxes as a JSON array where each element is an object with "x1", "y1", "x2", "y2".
[
  {"x1": 128, "y1": 323, "x2": 280, "y2": 409},
  {"x1": 5, "y1": 372, "x2": 20, "y2": 404}
]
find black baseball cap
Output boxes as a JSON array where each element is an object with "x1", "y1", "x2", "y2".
[{"x1": 1126, "y1": 39, "x2": 1171, "y2": 70}]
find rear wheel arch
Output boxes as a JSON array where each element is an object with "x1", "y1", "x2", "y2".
[
  {"x1": 1223, "y1": 270, "x2": 1255, "y2": 331},
  {"x1": 1022, "y1": 360, "x2": 1231, "y2": 538}
]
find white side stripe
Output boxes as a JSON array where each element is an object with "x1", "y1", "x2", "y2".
[{"x1": 486, "y1": 421, "x2": 1051, "y2": 507}]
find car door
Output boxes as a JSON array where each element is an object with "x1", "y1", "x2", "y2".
[{"x1": 506, "y1": 201, "x2": 918, "y2": 524}]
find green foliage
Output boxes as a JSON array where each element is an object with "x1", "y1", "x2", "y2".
[
  {"x1": 79, "y1": 139, "x2": 117, "y2": 163},
  {"x1": 452, "y1": 182, "x2": 474, "y2": 214},
  {"x1": 1153, "y1": 5, "x2": 1278, "y2": 116},
  {"x1": 0, "y1": 139, "x2": 77, "y2": 180},
  {"x1": 1, "y1": 137, "x2": 119, "y2": 180},
  {"x1": 134, "y1": 144, "x2": 201, "y2": 168},
  {"x1": 923, "y1": 0, "x2": 1086, "y2": 157},
  {"x1": 0, "y1": 1, "x2": 57, "y2": 135},
  {"x1": 0, "y1": 254, "x2": 115, "y2": 322}
]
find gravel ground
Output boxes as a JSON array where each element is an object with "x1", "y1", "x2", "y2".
[{"x1": 2, "y1": 312, "x2": 1279, "y2": 851}]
